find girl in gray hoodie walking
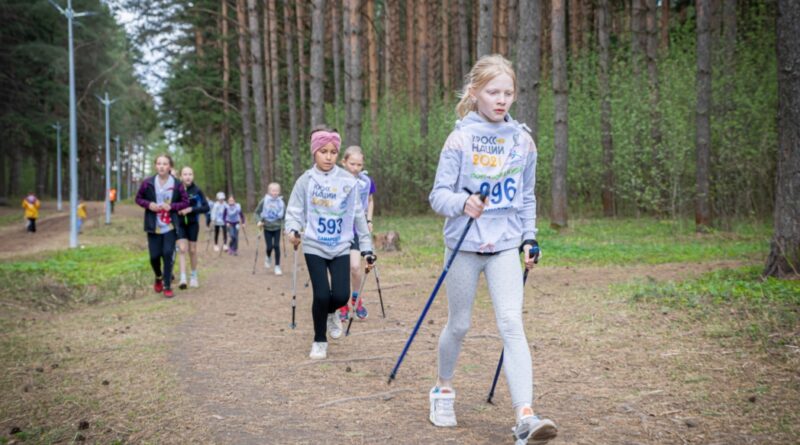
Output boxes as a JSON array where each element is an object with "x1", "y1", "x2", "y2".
[{"x1": 427, "y1": 55, "x2": 557, "y2": 445}]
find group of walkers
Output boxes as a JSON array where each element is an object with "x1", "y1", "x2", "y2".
[{"x1": 133, "y1": 55, "x2": 556, "y2": 444}]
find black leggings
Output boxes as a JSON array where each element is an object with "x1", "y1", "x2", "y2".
[
  {"x1": 264, "y1": 229, "x2": 281, "y2": 266},
  {"x1": 147, "y1": 231, "x2": 177, "y2": 289},
  {"x1": 27, "y1": 218, "x2": 36, "y2": 232},
  {"x1": 305, "y1": 254, "x2": 350, "y2": 342},
  {"x1": 214, "y1": 225, "x2": 228, "y2": 245}
]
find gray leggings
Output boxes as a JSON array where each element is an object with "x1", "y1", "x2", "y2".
[{"x1": 438, "y1": 248, "x2": 533, "y2": 408}]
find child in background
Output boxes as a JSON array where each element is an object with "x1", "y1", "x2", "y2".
[
  {"x1": 284, "y1": 126, "x2": 376, "y2": 360},
  {"x1": 210, "y1": 192, "x2": 228, "y2": 252},
  {"x1": 427, "y1": 55, "x2": 556, "y2": 444},
  {"x1": 223, "y1": 195, "x2": 245, "y2": 256},
  {"x1": 337, "y1": 146, "x2": 376, "y2": 322},
  {"x1": 255, "y1": 182, "x2": 285, "y2": 275},
  {"x1": 22, "y1": 192, "x2": 40, "y2": 233},
  {"x1": 77, "y1": 197, "x2": 87, "y2": 233},
  {"x1": 135, "y1": 154, "x2": 190, "y2": 299},
  {"x1": 175, "y1": 166, "x2": 210, "y2": 288}
]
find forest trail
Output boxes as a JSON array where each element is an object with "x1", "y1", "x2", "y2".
[{"x1": 172, "y1": 224, "x2": 795, "y2": 444}]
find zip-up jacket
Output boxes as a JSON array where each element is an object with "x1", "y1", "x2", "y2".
[{"x1": 135, "y1": 175, "x2": 190, "y2": 234}]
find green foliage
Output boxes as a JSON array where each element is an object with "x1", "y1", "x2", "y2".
[
  {"x1": 0, "y1": 246, "x2": 148, "y2": 308},
  {"x1": 380, "y1": 215, "x2": 771, "y2": 268}
]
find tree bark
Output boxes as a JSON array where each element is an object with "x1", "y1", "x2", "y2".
[
  {"x1": 660, "y1": 0, "x2": 670, "y2": 50},
  {"x1": 569, "y1": 0, "x2": 582, "y2": 55},
  {"x1": 345, "y1": 0, "x2": 363, "y2": 147},
  {"x1": 247, "y1": 0, "x2": 270, "y2": 194},
  {"x1": 221, "y1": 0, "x2": 234, "y2": 196},
  {"x1": 507, "y1": 0, "x2": 517, "y2": 59},
  {"x1": 695, "y1": 0, "x2": 712, "y2": 229},
  {"x1": 367, "y1": 0, "x2": 379, "y2": 139},
  {"x1": 268, "y1": 0, "x2": 281, "y2": 181},
  {"x1": 515, "y1": 0, "x2": 540, "y2": 139},
  {"x1": 764, "y1": 0, "x2": 800, "y2": 278},
  {"x1": 646, "y1": 0, "x2": 662, "y2": 158},
  {"x1": 631, "y1": 0, "x2": 645, "y2": 76},
  {"x1": 263, "y1": 0, "x2": 275, "y2": 184},
  {"x1": 458, "y1": 0, "x2": 469, "y2": 79},
  {"x1": 331, "y1": 0, "x2": 342, "y2": 124},
  {"x1": 284, "y1": 0, "x2": 300, "y2": 180},
  {"x1": 296, "y1": 0, "x2": 309, "y2": 134},
  {"x1": 343, "y1": 0, "x2": 353, "y2": 128},
  {"x1": 551, "y1": 0, "x2": 569, "y2": 229},
  {"x1": 477, "y1": 0, "x2": 493, "y2": 58},
  {"x1": 441, "y1": 0, "x2": 450, "y2": 93},
  {"x1": 598, "y1": 0, "x2": 614, "y2": 216},
  {"x1": 497, "y1": 0, "x2": 507, "y2": 55},
  {"x1": 236, "y1": 0, "x2": 257, "y2": 208},
  {"x1": 417, "y1": 0, "x2": 429, "y2": 137},
  {"x1": 310, "y1": 0, "x2": 326, "y2": 128},
  {"x1": 406, "y1": 0, "x2": 416, "y2": 102},
  {"x1": 384, "y1": 0, "x2": 394, "y2": 96},
  {"x1": 722, "y1": 0, "x2": 737, "y2": 71}
]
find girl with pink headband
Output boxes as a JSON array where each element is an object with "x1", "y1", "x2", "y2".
[{"x1": 284, "y1": 126, "x2": 377, "y2": 360}]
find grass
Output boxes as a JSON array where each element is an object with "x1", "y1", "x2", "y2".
[
  {"x1": 622, "y1": 266, "x2": 799, "y2": 355},
  {"x1": 0, "y1": 245, "x2": 149, "y2": 314},
  {"x1": 377, "y1": 215, "x2": 771, "y2": 267}
]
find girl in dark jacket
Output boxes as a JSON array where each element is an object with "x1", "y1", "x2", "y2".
[
  {"x1": 135, "y1": 154, "x2": 190, "y2": 298},
  {"x1": 175, "y1": 166, "x2": 210, "y2": 289}
]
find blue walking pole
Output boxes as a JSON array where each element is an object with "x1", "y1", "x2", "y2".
[
  {"x1": 486, "y1": 243, "x2": 539, "y2": 404},
  {"x1": 388, "y1": 190, "x2": 487, "y2": 385}
]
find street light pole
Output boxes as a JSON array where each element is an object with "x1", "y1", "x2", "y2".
[
  {"x1": 51, "y1": 122, "x2": 62, "y2": 211},
  {"x1": 114, "y1": 135, "x2": 121, "y2": 199},
  {"x1": 97, "y1": 92, "x2": 118, "y2": 225},
  {"x1": 49, "y1": 0, "x2": 92, "y2": 248}
]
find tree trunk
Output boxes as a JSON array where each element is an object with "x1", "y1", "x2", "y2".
[
  {"x1": 221, "y1": 0, "x2": 234, "y2": 195},
  {"x1": 310, "y1": 0, "x2": 326, "y2": 128},
  {"x1": 507, "y1": 0, "x2": 517, "y2": 59},
  {"x1": 497, "y1": 0, "x2": 507, "y2": 55},
  {"x1": 384, "y1": 0, "x2": 394, "y2": 96},
  {"x1": 695, "y1": 0, "x2": 712, "y2": 229},
  {"x1": 598, "y1": 0, "x2": 614, "y2": 216},
  {"x1": 331, "y1": 0, "x2": 342, "y2": 127},
  {"x1": 458, "y1": 0, "x2": 469, "y2": 79},
  {"x1": 268, "y1": 0, "x2": 281, "y2": 182},
  {"x1": 477, "y1": 0, "x2": 492, "y2": 58},
  {"x1": 551, "y1": 0, "x2": 569, "y2": 229},
  {"x1": 35, "y1": 150, "x2": 46, "y2": 198},
  {"x1": 263, "y1": 1, "x2": 275, "y2": 184},
  {"x1": 441, "y1": 0, "x2": 450, "y2": 93},
  {"x1": 660, "y1": 0, "x2": 670, "y2": 50},
  {"x1": 247, "y1": 0, "x2": 270, "y2": 195},
  {"x1": 646, "y1": 0, "x2": 662, "y2": 159},
  {"x1": 367, "y1": 0, "x2": 379, "y2": 139},
  {"x1": 296, "y1": 0, "x2": 309, "y2": 134},
  {"x1": 237, "y1": 0, "x2": 257, "y2": 208},
  {"x1": 515, "y1": 0, "x2": 540, "y2": 139},
  {"x1": 0, "y1": 148, "x2": 6, "y2": 198},
  {"x1": 569, "y1": 0, "x2": 581, "y2": 55},
  {"x1": 405, "y1": 0, "x2": 416, "y2": 102},
  {"x1": 283, "y1": 0, "x2": 300, "y2": 180},
  {"x1": 631, "y1": 0, "x2": 645, "y2": 76},
  {"x1": 346, "y1": 0, "x2": 363, "y2": 147},
  {"x1": 343, "y1": 0, "x2": 353, "y2": 128},
  {"x1": 764, "y1": 0, "x2": 800, "y2": 278},
  {"x1": 417, "y1": 0, "x2": 429, "y2": 137},
  {"x1": 722, "y1": 0, "x2": 737, "y2": 70}
]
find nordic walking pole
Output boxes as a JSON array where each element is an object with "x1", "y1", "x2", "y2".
[
  {"x1": 252, "y1": 231, "x2": 262, "y2": 274},
  {"x1": 486, "y1": 244, "x2": 539, "y2": 404},
  {"x1": 205, "y1": 225, "x2": 212, "y2": 252},
  {"x1": 241, "y1": 224, "x2": 250, "y2": 246},
  {"x1": 388, "y1": 190, "x2": 487, "y2": 385},
  {"x1": 345, "y1": 257, "x2": 374, "y2": 336},
  {"x1": 290, "y1": 231, "x2": 299, "y2": 329},
  {"x1": 373, "y1": 263, "x2": 386, "y2": 318}
]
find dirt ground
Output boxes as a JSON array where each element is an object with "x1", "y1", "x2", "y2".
[{"x1": 2, "y1": 203, "x2": 798, "y2": 444}]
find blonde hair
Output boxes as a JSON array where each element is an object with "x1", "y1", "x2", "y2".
[
  {"x1": 455, "y1": 54, "x2": 517, "y2": 118},
  {"x1": 343, "y1": 145, "x2": 364, "y2": 161},
  {"x1": 267, "y1": 182, "x2": 281, "y2": 191}
]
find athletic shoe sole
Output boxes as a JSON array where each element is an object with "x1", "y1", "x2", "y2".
[{"x1": 515, "y1": 421, "x2": 557, "y2": 445}]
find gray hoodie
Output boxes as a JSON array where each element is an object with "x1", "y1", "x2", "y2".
[
  {"x1": 429, "y1": 111, "x2": 538, "y2": 253},
  {"x1": 285, "y1": 165, "x2": 372, "y2": 259}
]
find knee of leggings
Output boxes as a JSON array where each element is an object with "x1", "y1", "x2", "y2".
[
  {"x1": 444, "y1": 321, "x2": 471, "y2": 341},
  {"x1": 496, "y1": 312, "x2": 525, "y2": 337}
]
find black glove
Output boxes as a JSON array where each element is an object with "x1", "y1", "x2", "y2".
[
  {"x1": 520, "y1": 239, "x2": 540, "y2": 263},
  {"x1": 361, "y1": 251, "x2": 377, "y2": 264}
]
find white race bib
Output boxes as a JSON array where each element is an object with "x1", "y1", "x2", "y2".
[{"x1": 303, "y1": 170, "x2": 358, "y2": 247}]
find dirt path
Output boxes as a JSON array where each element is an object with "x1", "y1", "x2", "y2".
[{"x1": 172, "y1": 229, "x2": 798, "y2": 444}]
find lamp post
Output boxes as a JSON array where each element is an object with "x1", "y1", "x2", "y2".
[
  {"x1": 51, "y1": 122, "x2": 62, "y2": 211},
  {"x1": 96, "y1": 92, "x2": 118, "y2": 224},
  {"x1": 49, "y1": 0, "x2": 93, "y2": 247}
]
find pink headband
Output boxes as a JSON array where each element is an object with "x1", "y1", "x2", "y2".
[{"x1": 310, "y1": 131, "x2": 341, "y2": 156}]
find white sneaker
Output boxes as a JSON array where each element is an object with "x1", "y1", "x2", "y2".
[
  {"x1": 213, "y1": 245, "x2": 220, "y2": 252},
  {"x1": 264, "y1": 257, "x2": 271, "y2": 269},
  {"x1": 309, "y1": 341, "x2": 327, "y2": 359},
  {"x1": 327, "y1": 312, "x2": 343, "y2": 339},
  {"x1": 274, "y1": 265, "x2": 282, "y2": 276},
  {"x1": 189, "y1": 275, "x2": 199, "y2": 288},
  {"x1": 513, "y1": 415, "x2": 558, "y2": 445},
  {"x1": 429, "y1": 387, "x2": 457, "y2": 427},
  {"x1": 223, "y1": 244, "x2": 229, "y2": 252}
]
